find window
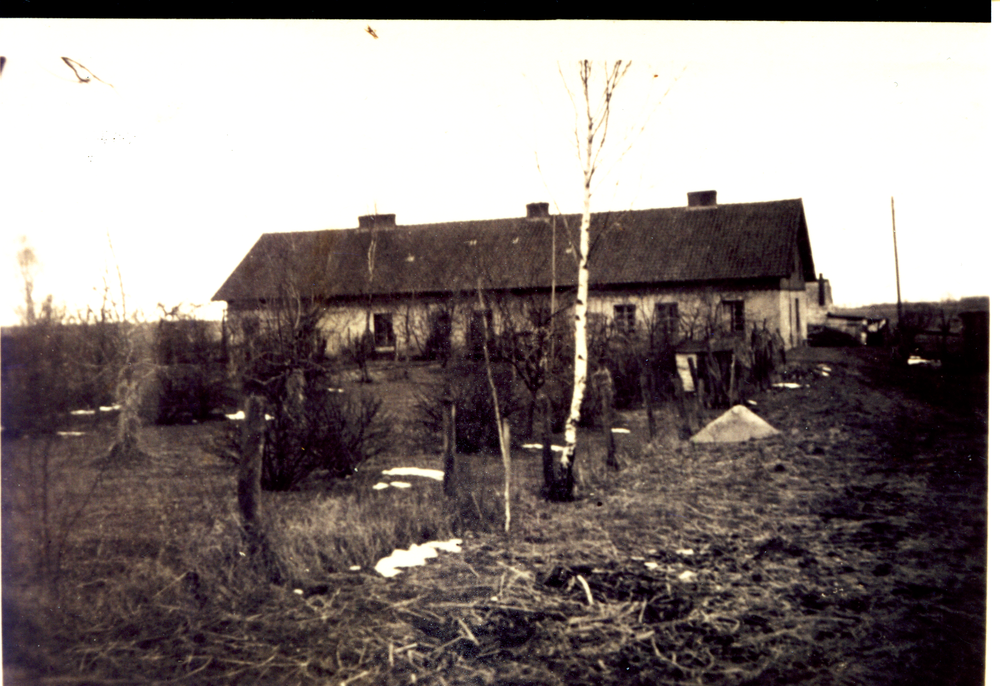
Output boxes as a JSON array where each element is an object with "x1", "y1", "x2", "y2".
[
  {"x1": 655, "y1": 302, "x2": 680, "y2": 338},
  {"x1": 373, "y1": 312, "x2": 395, "y2": 349},
  {"x1": 468, "y1": 309, "x2": 494, "y2": 356},
  {"x1": 613, "y1": 303, "x2": 637, "y2": 335},
  {"x1": 427, "y1": 310, "x2": 452, "y2": 360},
  {"x1": 722, "y1": 300, "x2": 745, "y2": 334}
]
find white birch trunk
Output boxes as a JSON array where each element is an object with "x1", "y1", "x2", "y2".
[{"x1": 551, "y1": 189, "x2": 589, "y2": 501}]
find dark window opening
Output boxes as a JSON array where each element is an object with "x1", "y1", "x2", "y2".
[
  {"x1": 722, "y1": 300, "x2": 745, "y2": 334},
  {"x1": 373, "y1": 313, "x2": 395, "y2": 349},
  {"x1": 613, "y1": 303, "x2": 637, "y2": 335},
  {"x1": 655, "y1": 302, "x2": 679, "y2": 338},
  {"x1": 427, "y1": 310, "x2": 452, "y2": 360}
]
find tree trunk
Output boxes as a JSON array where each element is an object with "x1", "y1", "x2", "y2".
[
  {"x1": 442, "y1": 388, "x2": 457, "y2": 498},
  {"x1": 552, "y1": 179, "x2": 591, "y2": 502},
  {"x1": 477, "y1": 282, "x2": 512, "y2": 531},
  {"x1": 238, "y1": 394, "x2": 285, "y2": 584}
]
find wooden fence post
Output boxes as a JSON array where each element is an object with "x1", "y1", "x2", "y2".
[
  {"x1": 442, "y1": 388, "x2": 457, "y2": 498},
  {"x1": 238, "y1": 394, "x2": 265, "y2": 534},
  {"x1": 640, "y1": 369, "x2": 656, "y2": 441},
  {"x1": 237, "y1": 394, "x2": 285, "y2": 584},
  {"x1": 541, "y1": 394, "x2": 555, "y2": 493},
  {"x1": 597, "y1": 366, "x2": 619, "y2": 471}
]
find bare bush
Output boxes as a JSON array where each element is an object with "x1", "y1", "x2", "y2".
[{"x1": 227, "y1": 293, "x2": 389, "y2": 491}]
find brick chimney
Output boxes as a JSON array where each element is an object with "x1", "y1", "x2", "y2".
[
  {"x1": 687, "y1": 190, "x2": 718, "y2": 208},
  {"x1": 358, "y1": 214, "x2": 396, "y2": 230},
  {"x1": 526, "y1": 202, "x2": 549, "y2": 219}
]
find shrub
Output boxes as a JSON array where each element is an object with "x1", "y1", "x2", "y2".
[
  {"x1": 416, "y1": 359, "x2": 529, "y2": 454},
  {"x1": 147, "y1": 317, "x2": 231, "y2": 425},
  {"x1": 147, "y1": 363, "x2": 232, "y2": 425},
  {"x1": 262, "y1": 383, "x2": 389, "y2": 491},
  {"x1": 1, "y1": 320, "x2": 73, "y2": 436},
  {"x1": 218, "y1": 380, "x2": 389, "y2": 491}
]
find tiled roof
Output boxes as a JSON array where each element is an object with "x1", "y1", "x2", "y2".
[{"x1": 213, "y1": 199, "x2": 816, "y2": 302}]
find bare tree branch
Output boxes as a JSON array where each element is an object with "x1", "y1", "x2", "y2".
[{"x1": 61, "y1": 57, "x2": 114, "y2": 88}]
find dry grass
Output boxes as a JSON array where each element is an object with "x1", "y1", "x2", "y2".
[{"x1": 2, "y1": 352, "x2": 986, "y2": 685}]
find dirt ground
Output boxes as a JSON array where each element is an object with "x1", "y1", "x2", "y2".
[{"x1": 1, "y1": 346, "x2": 988, "y2": 685}]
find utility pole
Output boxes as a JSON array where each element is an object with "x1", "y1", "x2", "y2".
[{"x1": 892, "y1": 197, "x2": 902, "y2": 326}]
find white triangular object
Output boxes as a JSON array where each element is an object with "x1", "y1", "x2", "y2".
[{"x1": 691, "y1": 405, "x2": 780, "y2": 443}]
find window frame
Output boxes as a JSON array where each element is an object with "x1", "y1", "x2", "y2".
[
  {"x1": 654, "y1": 301, "x2": 680, "y2": 339},
  {"x1": 721, "y1": 300, "x2": 746, "y2": 334},
  {"x1": 613, "y1": 303, "x2": 637, "y2": 336},
  {"x1": 373, "y1": 312, "x2": 395, "y2": 350}
]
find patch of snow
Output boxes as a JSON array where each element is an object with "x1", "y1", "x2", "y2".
[
  {"x1": 327, "y1": 387, "x2": 344, "y2": 393},
  {"x1": 772, "y1": 382, "x2": 802, "y2": 389},
  {"x1": 349, "y1": 565, "x2": 361, "y2": 571},
  {"x1": 678, "y1": 570, "x2": 697, "y2": 582},
  {"x1": 818, "y1": 364, "x2": 833, "y2": 372},
  {"x1": 523, "y1": 443, "x2": 569, "y2": 453},
  {"x1": 676, "y1": 548, "x2": 694, "y2": 556},
  {"x1": 381, "y1": 467, "x2": 444, "y2": 481},
  {"x1": 821, "y1": 371, "x2": 830, "y2": 377},
  {"x1": 70, "y1": 409, "x2": 96, "y2": 416},
  {"x1": 611, "y1": 428, "x2": 631, "y2": 434},
  {"x1": 389, "y1": 481, "x2": 412, "y2": 489},
  {"x1": 293, "y1": 588, "x2": 304, "y2": 595},
  {"x1": 908, "y1": 356, "x2": 942, "y2": 368},
  {"x1": 99, "y1": 405, "x2": 120, "y2": 412},
  {"x1": 374, "y1": 539, "x2": 463, "y2": 578},
  {"x1": 747, "y1": 400, "x2": 758, "y2": 406},
  {"x1": 372, "y1": 483, "x2": 389, "y2": 490},
  {"x1": 57, "y1": 431, "x2": 87, "y2": 437},
  {"x1": 644, "y1": 562, "x2": 659, "y2": 570},
  {"x1": 226, "y1": 410, "x2": 274, "y2": 420}
]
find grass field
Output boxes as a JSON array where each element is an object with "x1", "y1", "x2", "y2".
[{"x1": 2, "y1": 348, "x2": 987, "y2": 685}]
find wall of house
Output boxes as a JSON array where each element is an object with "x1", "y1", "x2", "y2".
[
  {"x1": 587, "y1": 285, "x2": 789, "y2": 346},
  {"x1": 804, "y1": 278, "x2": 834, "y2": 328},
  {"x1": 316, "y1": 292, "x2": 561, "y2": 360},
  {"x1": 231, "y1": 279, "x2": 809, "y2": 364}
]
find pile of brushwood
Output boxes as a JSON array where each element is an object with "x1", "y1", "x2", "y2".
[{"x1": 1, "y1": 347, "x2": 985, "y2": 685}]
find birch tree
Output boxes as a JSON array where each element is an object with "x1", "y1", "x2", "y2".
[{"x1": 548, "y1": 60, "x2": 632, "y2": 502}]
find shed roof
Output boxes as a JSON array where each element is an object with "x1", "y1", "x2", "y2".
[{"x1": 213, "y1": 199, "x2": 816, "y2": 302}]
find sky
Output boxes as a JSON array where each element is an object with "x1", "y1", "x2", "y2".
[{"x1": 0, "y1": 20, "x2": 992, "y2": 325}]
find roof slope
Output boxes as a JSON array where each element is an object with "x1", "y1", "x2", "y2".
[{"x1": 213, "y1": 199, "x2": 815, "y2": 302}]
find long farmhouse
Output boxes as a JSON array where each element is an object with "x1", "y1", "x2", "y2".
[{"x1": 213, "y1": 191, "x2": 832, "y2": 360}]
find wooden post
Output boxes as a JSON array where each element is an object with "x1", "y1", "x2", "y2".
[
  {"x1": 673, "y1": 375, "x2": 691, "y2": 439},
  {"x1": 442, "y1": 388, "x2": 457, "y2": 498},
  {"x1": 541, "y1": 394, "x2": 555, "y2": 493},
  {"x1": 238, "y1": 394, "x2": 265, "y2": 534},
  {"x1": 598, "y1": 367, "x2": 618, "y2": 470},
  {"x1": 640, "y1": 369, "x2": 656, "y2": 441},
  {"x1": 501, "y1": 418, "x2": 512, "y2": 532},
  {"x1": 688, "y1": 357, "x2": 705, "y2": 428},
  {"x1": 727, "y1": 352, "x2": 738, "y2": 407}
]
